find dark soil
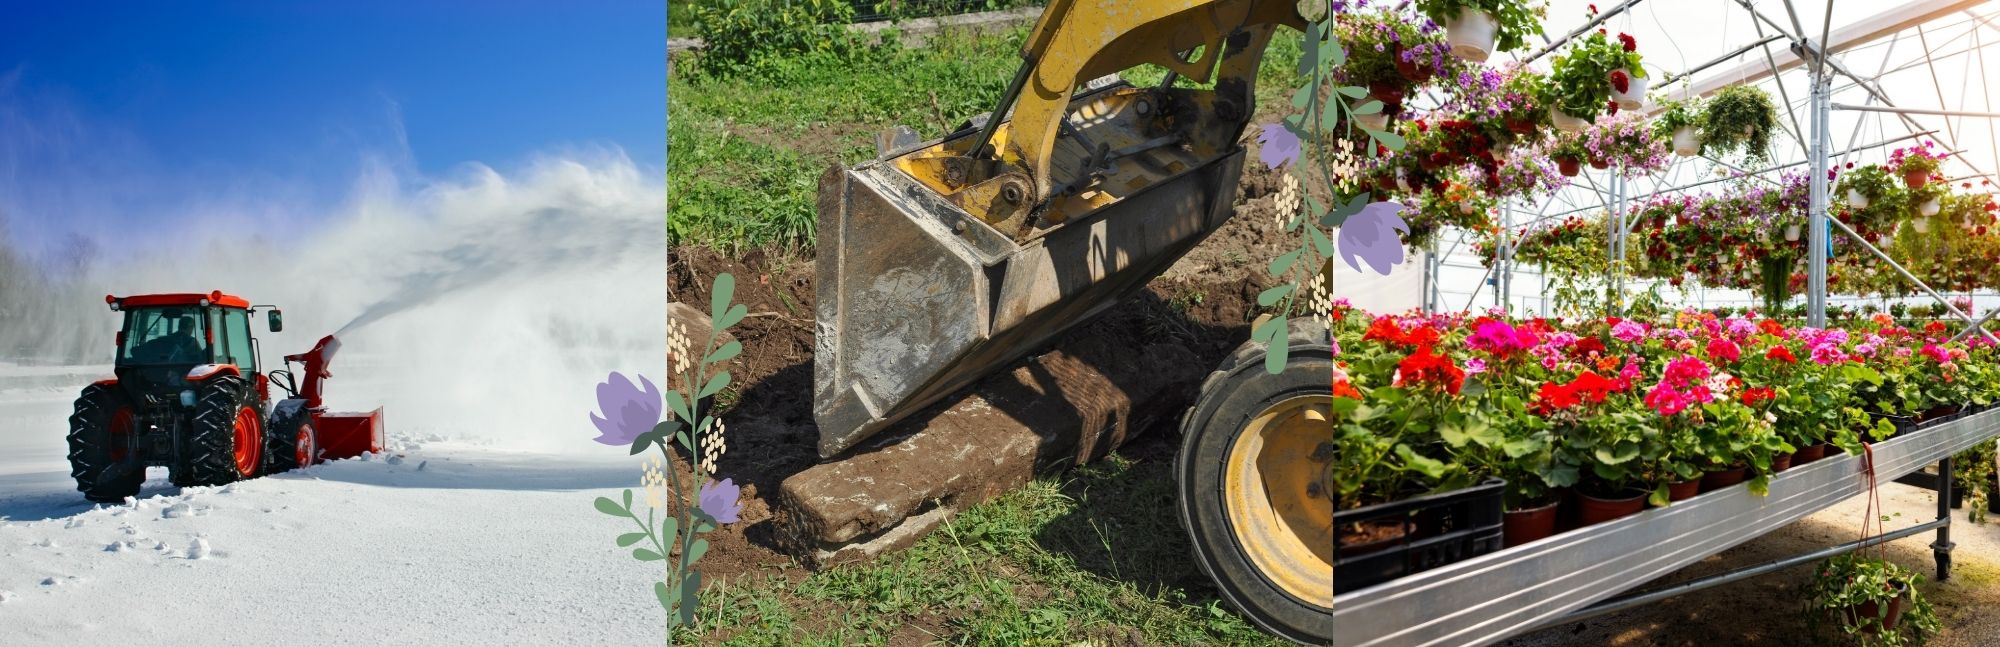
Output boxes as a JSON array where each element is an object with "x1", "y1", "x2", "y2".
[{"x1": 665, "y1": 154, "x2": 1295, "y2": 582}]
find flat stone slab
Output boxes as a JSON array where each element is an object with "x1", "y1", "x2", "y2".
[{"x1": 774, "y1": 337, "x2": 1201, "y2": 565}]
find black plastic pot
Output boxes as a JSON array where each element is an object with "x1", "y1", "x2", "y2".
[{"x1": 1334, "y1": 478, "x2": 1505, "y2": 595}]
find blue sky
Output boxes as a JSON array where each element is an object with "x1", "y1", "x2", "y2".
[{"x1": 0, "y1": 1, "x2": 663, "y2": 258}]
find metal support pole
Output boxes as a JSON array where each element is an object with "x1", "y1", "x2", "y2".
[
  {"x1": 1949, "y1": 306, "x2": 2000, "y2": 343},
  {"x1": 1937, "y1": 456, "x2": 1957, "y2": 581},
  {"x1": 1808, "y1": 72, "x2": 1831, "y2": 327}
]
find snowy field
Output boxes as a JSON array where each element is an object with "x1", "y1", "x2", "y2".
[{"x1": 0, "y1": 363, "x2": 664, "y2": 645}]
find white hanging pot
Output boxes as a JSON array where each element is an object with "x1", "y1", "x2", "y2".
[
  {"x1": 1444, "y1": 8, "x2": 1499, "y2": 63},
  {"x1": 1610, "y1": 69, "x2": 1648, "y2": 111},
  {"x1": 1846, "y1": 188, "x2": 1869, "y2": 209},
  {"x1": 1489, "y1": 143, "x2": 1509, "y2": 163},
  {"x1": 1357, "y1": 110, "x2": 1390, "y2": 131},
  {"x1": 1671, "y1": 126, "x2": 1699, "y2": 157},
  {"x1": 1784, "y1": 224, "x2": 1801, "y2": 241},
  {"x1": 1396, "y1": 168, "x2": 1413, "y2": 193},
  {"x1": 1551, "y1": 108, "x2": 1588, "y2": 133},
  {"x1": 1913, "y1": 218, "x2": 1932, "y2": 233},
  {"x1": 1459, "y1": 202, "x2": 1477, "y2": 215},
  {"x1": 1921, "y1": 197, "x2": 1942, "y2": 217}
]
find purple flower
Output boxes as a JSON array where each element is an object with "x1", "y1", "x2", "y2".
[
  {"x1": 589, "y1": 372, "x2": 662, "y2": 446},
  {"x1": 697, "y1": 478, "x2": 742, "y2": 524},
  {"x1": 1339, "y1": 201, "x2": 1408, "y2": 275},
  {"x1": 1258, "y1": 122, "x2": 1301, "y2": 169}
]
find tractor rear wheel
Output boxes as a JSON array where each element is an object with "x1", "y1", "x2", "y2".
[
  {"x1": 1176, "y1": 319, "x2": 1332, "y2": 644},
  {"x1": 172, "y1": 375, "x2": 261, "y2": 487},
  {"x1": 264, "y1": 403, "x2": 316, "y2": 474},
  {"x1": 68, "y1": 384, "x2": 144, "y2": 503}
]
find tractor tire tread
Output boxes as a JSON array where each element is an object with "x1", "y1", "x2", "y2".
[
  {"x1": 67, "y1": 384, "x2": 142, "y2": 503},
  {"x1": 1175, "y1": 317, "x2": 1332, "y2": 644},
  {"x1": 172, "y1": 375, "x2": 250, "y2": 488}
]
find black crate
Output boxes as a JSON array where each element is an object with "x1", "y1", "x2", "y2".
[{"x1": 1334, "y1": 478, "x2": 1504, "y2": 595}]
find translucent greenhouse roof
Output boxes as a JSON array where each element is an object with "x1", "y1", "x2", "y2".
[{"x1": 1411, "y1": 0, "x2": 2000, "y2": 314}]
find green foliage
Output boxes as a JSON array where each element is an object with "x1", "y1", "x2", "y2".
[
  {"x1": 1651, "y1": 97, "x2": 1701, "y2": 137},
  {"x1": 1413, "y1": 0, "x2": 1548, "y2": 53},
  {"x1": 1545, "y1": 30, "x2": 1641, "y2": 123},
  {"x1": 675, "y1": 456, "x2": 1288, "y2": 645},
  {"x1": 1802, "y1": 554, "x2": 1940, "y2": 647},
  {"x1": 687, "y1": 0, "x2": 865, "y2": 78},
  {"x1": 1700, "y1": 85, "x2": 1778, "y2": 161},
  {"x1": 669, "y1": 28, "x2": 1022, "y2": 251},
  {"x1": 1956, "y1": 440, "x2": 1995, "y2": 524}
]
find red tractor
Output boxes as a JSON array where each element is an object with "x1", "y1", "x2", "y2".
[{"x1": 67, "y1": 291, "x2": 383, "y2": 503}]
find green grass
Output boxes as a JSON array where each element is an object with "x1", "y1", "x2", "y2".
[
  {"x1": 667, "y1": 26, "x2": 1305, "y2": 253},
  {"x1": 674, "y1": 453, "x2": 1290, "y2": 646}
]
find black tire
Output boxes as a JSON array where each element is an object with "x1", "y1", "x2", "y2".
[
  {"x1": 67, "y1": 384, "x2": 144, "y2": 503},
  {"x1": 264, "y1": 401, "x2": 315, "y2": 474},
  {"x1": 1176, "y1": 319, "x2": 1333, "y2": 645},
  {"x1": 171, "y1": 374, "x2": 259, "y2": 487}
]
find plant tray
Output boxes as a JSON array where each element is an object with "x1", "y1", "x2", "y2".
[{"x1": 1335, "y1": 478, "x2": 1504, "y2": 595}]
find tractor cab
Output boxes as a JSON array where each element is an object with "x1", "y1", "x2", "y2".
[{"x1": 105, "y1": 291, "x2": 278, "y2": 409}]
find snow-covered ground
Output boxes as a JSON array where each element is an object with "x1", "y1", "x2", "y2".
[{"x1": 0, "y1": 367, "x2": 664, "y2": 645}]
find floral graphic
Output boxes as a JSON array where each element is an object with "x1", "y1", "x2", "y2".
[{"x1": 590, "y1": 272, "x2": 747, "y2": 638}]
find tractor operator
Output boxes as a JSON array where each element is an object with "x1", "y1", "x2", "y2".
[{"x1": 137, "y1": 311, "x2": 205, "y2": 363}]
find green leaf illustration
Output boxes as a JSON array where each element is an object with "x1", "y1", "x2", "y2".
[
  {"x1": 616, "y1": 532, "x2": 648, "y2": 547},
  {"x1": 594, "y1": 496, "x2": 627, "y2": 517},
  {"x1": 709, "y1": 273, "x2": 736, "y2": 324}
]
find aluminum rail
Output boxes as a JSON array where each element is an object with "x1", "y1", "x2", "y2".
[{"x1": 1332, "y1": 408, "x2": 2000, "y2": 647}]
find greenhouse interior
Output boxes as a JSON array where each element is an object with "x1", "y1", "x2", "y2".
[{"x1": 1317, "y1": 0, "x2": 2000, "y2": 645}]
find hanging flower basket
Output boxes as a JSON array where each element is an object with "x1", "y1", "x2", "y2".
[
  {"x1": 1904, "y1": 168, "x2": 1932, "y2": 189},
  {"x1": 1443, "y1": 8, "x2": 1500, "y2": 63},
  {"x1": 1785, "y1": 224, "x2": 1802, "y2": 241},
  {"x1": 1913, "y1": 218, "x2": 1932, "y2": 233},
  {"x1": 1920, "y1": 197, "x2": 1942, "y2": 217},
  {"x1": 1846, "y1": 187, "x2": 1870, "y2": 209},
  {"x1": 1671, "y1": 126, "x2": 1699, "y2": 156},
  {"x1": 1609, "y1": 68, "x2": 1647, "y2": 110},
  {"x1": 1555, "y1": 156, "x2": 1581, "y2": 177},
  {"x1": 1551, "y1": 108, "x2": 1588, "y2": 132}
]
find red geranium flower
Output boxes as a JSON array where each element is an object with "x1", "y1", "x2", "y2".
[
  {"x1": 1396, "y1": 346, "x2": 1466, "y2": 395},
  {"x1": 1334, "y1": 379, "x2": 1362, "y2": 399},
  {"x1": 1759, "y1": 319, "x2": 1787, "y2": 337},
  {"x1": 1618, "y1": 33, "x2": 1637, "y2": 52},
  {"x1": 1610, "y1": 69, "x2": 1630, "y2": 93},
  {"x1": 1740, "y1": 386, "x2": 1776, "y2": 407},
  {"x1": 1766, "y1": 346, "x2": 1797, "y2": 363}
]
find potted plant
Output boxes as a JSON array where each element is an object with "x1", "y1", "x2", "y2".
[
  {"x1": 1700, "y1": 84, "x2": 1778, "y2": 161},
  {"x1": 1891, "y1": 142, "x2": 1946, "y2": 189},
  {"x1": 1803, "y1": 554, "x2": 1939, "y2": 646},
  {"x1": 1545, "y1": 29, "x2": 1639, "y2": 129},
  {"x1": 1415, "y1": 0, "x2": 1549, "y2": 63},
  {"x1": 1548, "y1": 133, "x2": 1589, "y2": 177},
  {"x1": 1585, "y1": 113, "x2": 1668, "y2": 174},
  {"x1": 1331, "y1": 10, "x2": 1459, "y2": 129},
  {"x1": 1653, "y1": 97, "x2": 1702, "y2": 156}
]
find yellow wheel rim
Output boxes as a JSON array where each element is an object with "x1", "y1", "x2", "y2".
[{"x1": 1224, "y1": 394, "x2": 1334, "y2": 609}]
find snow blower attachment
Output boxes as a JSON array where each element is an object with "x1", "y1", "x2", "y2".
[
  {"x1": 67, "y1": 293, "x2": 383, "y2": 503},
  {"x1": 812, "y1": 0, "x2": 1303, "y2": 458}
]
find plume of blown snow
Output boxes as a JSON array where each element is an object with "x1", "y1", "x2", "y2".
[{"x1": 11, "y1": 149, "x2": 665, "y2": 453}]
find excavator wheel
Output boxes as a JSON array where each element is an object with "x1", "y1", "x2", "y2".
[
  {"x1": 68, "y1": 384, "x2": 144, "y2": 503},
  {"x1": 1176, "y1": 318, "x2": 1332, "y2": 644},
  {"x1": 264, "y1": 400, "x2": 316, "y2": 474},
  {"x1": 172, "y1": 375, "x2": 261, "y2": 487}
]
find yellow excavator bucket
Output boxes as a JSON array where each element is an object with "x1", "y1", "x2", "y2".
[{"x1": 811, "y1": 0, "x2": 1304, "y2": 458}]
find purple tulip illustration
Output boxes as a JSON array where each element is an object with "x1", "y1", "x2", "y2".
[
  {"x1": 698, "y1": 478, "x2": 742, "y2": 524},
  {"x1": 589, "y1": 372, "x2": 662, "y2": 446},
  {"x1": 1258, "y1": 122, "x2": 1301, "y2": 169},
  {"x1": 1339, "y1": 201, "x2": 1408, "y2": 275}
]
